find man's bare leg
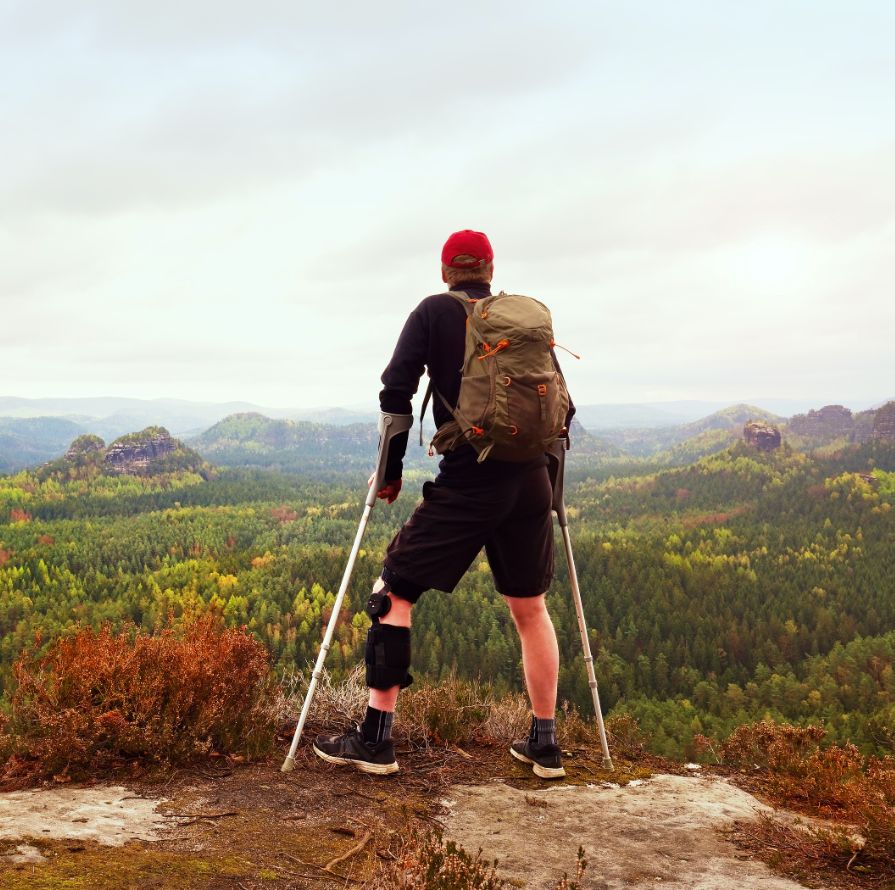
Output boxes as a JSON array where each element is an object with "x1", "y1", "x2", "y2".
[
  {"x1": 505, "y1": 593, "x2": 565, "y2": 778},
  {"x1": 505, "y1": 593, "x2": 559, "y2": 716}
]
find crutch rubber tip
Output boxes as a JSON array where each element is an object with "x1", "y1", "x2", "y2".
[
  {"x1": 602, "y1": 757, "x2": 614, "y2": 771},
  {"x1": 280, "y1": 755, "x2": 296, "y2": 773}
]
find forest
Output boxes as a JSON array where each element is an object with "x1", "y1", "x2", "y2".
[{"x1": 1, "y1": 434, "x2": 894, "y2": 759}]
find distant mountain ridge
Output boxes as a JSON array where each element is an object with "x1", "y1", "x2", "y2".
[
  {"x1": 596, "y1": 404, "x2": 784, "y2": 458},
  {"x1": 190, "y1": 413, "x2": 388, "y2": 476},
  {"x1": 0, "y1": 416, "x2": 85, "y2": 473},
  {"x1": 0, "y1": 397, "x2": 275, "y2": 440},
  {"x1": 3, "y1": 400, "x2": 893, "y2": 475}
]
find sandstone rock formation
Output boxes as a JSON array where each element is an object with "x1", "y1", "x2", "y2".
[
  {"x1": 103, "y1": 427, "x2": 179, "y2": 475},
  {"x1": 743, "y1": 421, "x2": 781, "y2": 452},
  {"x1": 872, "y1": 401, "x2": 895, "y2": 441},
  {"x1": 787, "y1": 404, "x2": 853, "y2": 440},
  {"x1": 852, "y1": 409, "x2": 877, "y2": 444}
]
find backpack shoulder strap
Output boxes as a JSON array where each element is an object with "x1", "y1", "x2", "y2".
[
  {"x1": 419, "y1": 379, "x2": 434, "y2": 446},
  {"x1": 417, "y1": 291, "x2": 477, "y2": 444},
  {"x1": 445, "y1": 289, "x2": 476, "y2": 315}
]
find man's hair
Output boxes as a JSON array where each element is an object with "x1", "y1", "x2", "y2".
[{"x1": 442, "y1": 260, "x2": 493, "y2": 287}]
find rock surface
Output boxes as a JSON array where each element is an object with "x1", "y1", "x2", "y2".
[
  {"x1": 787, "y1": 405, "x2": 854, "y2": 440},
  {"x1": 0, "y1": 765, "x2": 834, "y2": 888},
  {"x1": 0, "y1": 785, "x2": 167, "y2": 848},
  {"x1": 104, "y1": 427, "x2": 177, "y2": 474},
  {"x1": 872, "y1": 401, "x2": 895, "y2": 441},
  {"x1": 441, "y1": 774, "x2": 811, "y2": 889},
  {"x1": 743, "y1": 421, "x2": 781, "y2": 451}
]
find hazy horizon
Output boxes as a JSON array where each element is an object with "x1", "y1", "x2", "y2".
[{"x1": 1, "y1": 391, "x2": 891, "y2": 418}]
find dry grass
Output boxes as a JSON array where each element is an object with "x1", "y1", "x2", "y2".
[{"x1": 280, "y1": 670, "x2": 617, "y2": 753}]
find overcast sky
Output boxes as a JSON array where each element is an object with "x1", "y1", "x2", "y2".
[{"x1": 1, "y1": 1, "x2": 893, "y2": 413}]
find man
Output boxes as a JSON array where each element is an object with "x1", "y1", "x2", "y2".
[{"x1": 313, "y1": 230, "x2": 571, "y2": 779}]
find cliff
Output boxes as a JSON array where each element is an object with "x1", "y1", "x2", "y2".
[
  {"x1": 103, "y1": 426, "x2": 209, "y2": 476},
  {"x1": 743, "y1": 420, "x2": 781, "y2": 451},
  {"x1": 872, "y1": 401, "x2": 895, "y2": 441},
  {"x1": 787, "y1": 404, "x2": 854, "y2": 439}
]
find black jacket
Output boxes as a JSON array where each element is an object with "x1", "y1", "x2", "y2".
[{"x1": 379, "y1": 282, "x2": 575, "y2": 482}]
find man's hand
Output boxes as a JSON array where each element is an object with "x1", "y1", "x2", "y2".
[
  {"x1": 367, "y1": 474, "x2": 402, "y2": 504},
  {"x1": 377, "y1": 479, "x2": 402, "y2": 503}
]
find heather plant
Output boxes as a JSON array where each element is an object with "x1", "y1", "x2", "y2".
[
  {"x1": 1, "y1": 617, "x2": 278, "y2": 780},
  {"x1": 368, "y1": 834, "x2": 588, "y2": 890},
  {"x1": 710, "y1": 720, "x2": 895, "y2": 876}
]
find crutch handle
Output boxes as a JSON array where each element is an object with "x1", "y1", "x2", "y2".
[
  {"x1": 366, "y1": 413, "x2": 414, "y2": 507},
  {"x1": 547, "y1": 439, "x2": 568, "y2": 526}
]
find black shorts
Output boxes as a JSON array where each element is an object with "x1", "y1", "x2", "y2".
[{"x1": 382, "y1": 463, "x2": 554, "y2": 602}]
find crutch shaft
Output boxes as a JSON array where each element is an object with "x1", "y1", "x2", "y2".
[
  {"x1": 560, "y1": 521, "x2": 614, "y2": 771},
  {"x1": 281, "y1": 412, "x2": 413, "y2": 773},
  {"x1": 282, "y1": 503, "x2": 372, "y2": 769}
]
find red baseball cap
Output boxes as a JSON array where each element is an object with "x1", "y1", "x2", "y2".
[{"x1": 441, "y1": 230, "x2": 494, "y2": 268}]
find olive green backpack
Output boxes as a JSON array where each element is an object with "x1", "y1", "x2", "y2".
[{"x1": 422, "y1": 290, "x2": 571, "y2": 463}]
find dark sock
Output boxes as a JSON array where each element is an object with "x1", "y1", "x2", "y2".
[
  {"x1": 361, "y1": 706, "x2": 394, "y2": 744},
  {"x1": 530, "y1": 715, "x2": 556, "y2": 747}
]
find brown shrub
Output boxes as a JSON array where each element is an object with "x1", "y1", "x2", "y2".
[
  {"x1": 604, "y1": 712, "x2": 646, "y2": 760},
  {"x1": 368, "y1": 834, "x2": 589, "y2": 890},
  {"x1": 368, "y1": 833, "x2": 506, "y2": 889},
  {"x1": 721, "y1": 720, "x2": 826, "y2": 773},
  {"x1": 2, "y1": 617, "x2": 278, "y2": 780},
  {"x1": 718, "y1": 720, "x2": 895, "y2": 874}
]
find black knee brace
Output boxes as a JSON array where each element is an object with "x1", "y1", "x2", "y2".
[{"x1": 365, "y1": 623, "x2": 413, "y2": 690}]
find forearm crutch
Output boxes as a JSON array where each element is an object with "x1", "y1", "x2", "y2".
[
  {"x1": 281, "y1": 412, "x2": 413, "y2": 772},
  {"x1": 548, "y1": 441, "x2": 614, "y2": 770}
]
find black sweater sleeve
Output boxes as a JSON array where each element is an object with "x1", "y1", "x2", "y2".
[{"x1": 378, "y1": 305, "x2": 429, "y2": 479}]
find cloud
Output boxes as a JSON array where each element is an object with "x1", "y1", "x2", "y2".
[{"x1": 1, "y1": 2, "x2": 592, "y2": 218}]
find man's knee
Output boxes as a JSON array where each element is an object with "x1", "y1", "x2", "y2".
[
  {"x1": 505, "y1": 593, "x2": 549, "y2": 627},
  {"x1": 369, "y1": 576, "x2": 414, "y2": 627}
]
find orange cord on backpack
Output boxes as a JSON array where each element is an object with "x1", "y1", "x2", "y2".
[
  {"x1": 478, "y1": 339, "x2": 509, "y2": 360},
  {"x1": 549, "y1": 339, "x2": 581, "y2": 360}
]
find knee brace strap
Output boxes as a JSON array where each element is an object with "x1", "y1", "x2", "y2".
[{"x1": 365, "y1": 624, "x2": 413, "y2": 690}]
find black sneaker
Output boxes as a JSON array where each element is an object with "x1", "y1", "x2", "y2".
[
  {"x1": 510, "y1": 737, "x2": 566, "y2": 779},
  {"x1": 313, "y1": 728, "x2": 399, "y2": 775}
]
